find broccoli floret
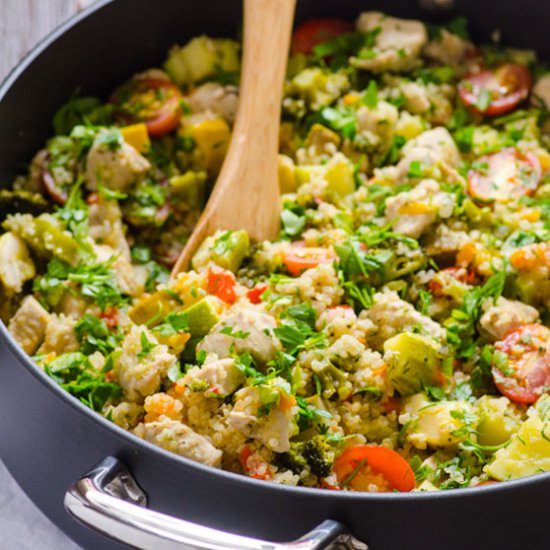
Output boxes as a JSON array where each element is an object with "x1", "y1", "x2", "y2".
[{"x1": 277, "y1": 435, "x2": 340, "y2": 478}]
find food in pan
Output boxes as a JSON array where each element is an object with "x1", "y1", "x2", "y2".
[{"x1": 2, "y1": 12, "x2": 550, "y2": 492}]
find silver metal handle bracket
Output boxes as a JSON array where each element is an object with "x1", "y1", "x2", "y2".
[{"x1": 65, "y1": 457, "x2": 368, "y2": 550}]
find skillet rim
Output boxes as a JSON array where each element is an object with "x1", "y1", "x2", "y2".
[{"x1": 0, "y1": 0, "x2": 549, "y2": 505}]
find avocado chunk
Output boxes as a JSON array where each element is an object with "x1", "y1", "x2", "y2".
[
  {"x1": 476, "y1": 395, "x2": 522, "y2": 447},
  {"x1": 129, "y1": 290, "x2": 183, "y2": 326},
  {"x1": 486, "y1": 395, "x2": 550, "y2": 481},
  {"x1": 164, "y1": 36, "x2": 240, "y2": 86},
  {"x1": 184, "y1": 296, "x2": 221, "y2": 337},
  {"x1": 384, "y1": 332, "x2": 441, "y2": 396},
  {"x1": 192, "y1": 229, "x2": 250, "y2": 273},
  {"x1": 3, "y1": 213, "x2": 80, "y2": 265},
  {"x1": 170, "y1": 171, "x2": 207, "y2": 210}
]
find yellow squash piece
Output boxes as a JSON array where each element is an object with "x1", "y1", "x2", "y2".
[
  {"x1": 120, "y1": 123, "x2": 151, "y2": 153},
  {"x1": 486, "y1": 395, "x2": 550, "y2": 481}
]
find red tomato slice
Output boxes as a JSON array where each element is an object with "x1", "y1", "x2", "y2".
[
  {"x1": 458, "y1": 64, "x2": 532, "y2": 116},
  {"x1": 468, "y1": 147, "x2": 541, "y2": 203},
  {"x1": 246, "y1": 284, "x2": 268, "y2": 304},
  {"x1": 207, "y1": 268, "x2": 237, "y2": 304},
  {"x1": 282, "y1": 246, "x2": 335, "y2": 277},
  {"x1": 291, "y1": 19, "x2": 354, "y2": 55},
  {"x1": 112, "y1": 78, "x2": 183, "y2": 137},
  {"x1": 333, "y1": 445, "x2": 415, "y2": 493},
  {"x1": 493, "y1": 324, "x2": 550, "y2": 404}
]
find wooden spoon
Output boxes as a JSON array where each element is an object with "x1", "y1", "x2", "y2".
[{"x1": 171, "y1": 0, "x2": 296, "y2": 277}]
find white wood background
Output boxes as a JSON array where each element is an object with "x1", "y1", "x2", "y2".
[{"x1": 1, "y1": 4, "x2": 94, "y2": 548}]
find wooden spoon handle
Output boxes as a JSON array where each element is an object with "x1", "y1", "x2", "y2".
[{"x1": 171, "y1": 0, "x2": 296, "y2": 277}]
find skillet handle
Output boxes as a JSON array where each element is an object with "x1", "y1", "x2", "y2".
[{"x1": 64, "y1": 457, "x2": 368, "y2": 550}]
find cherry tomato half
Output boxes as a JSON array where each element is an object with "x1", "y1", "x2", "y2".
[
  {"x1": 333, "y1": 445, "x2": 415, "y2": 493},
  {"x1": 458, "y1": 64, "x2": 532, "y2": 117},
  {"x1": 291, "y1": 19, "x2": 354, "y2": 55},
  {"x1": 282, "y1": 245, "x2": 335, "y2": 277},
  {"x1": 493, "y1": 323, "x2": 550, "y2": 404},
  {"x1": 112, "y1": 78, "x2": 183, "y2": 137},
  {"x1": 468, "y1": 147, "x2": 541, "y2": 203}
]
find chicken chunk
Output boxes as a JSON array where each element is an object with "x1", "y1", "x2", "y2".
[
  {"x1": 366, "y1": 290, "x2": 446, "y2": 349},
  {"x1": 115, "y1": 326, "x2": 177, "y2": 402},
  {"x1": 8, "y1": 296, "x2": 50, "y2": 355},
  {"x1": 385, "y1": 179, "x2": 454, "y2": 238},
  {"x1": 424, "y1": 29, "x2": 474, "y2": 66},
  {"x1": 532, "y1": 73, "x2": 550, "y2": 110},
  {"x1": 86, "y1": 130, "x2": 150, "y2": 192},
  {"x1": 479, "y1": 297, "x2": 539, "y2": 341},
  {"x1": 186, "y1": 82, "x2": 239, "y2": 124},
  {"x1": 399, "y1": 127, "x2": 460, "y2": 174},
  {"x1": 88, "y1": 199, "x2": 131, "y2": 260},
  {"x1": 0, "y1": 232, "x2": 35, "y2": 294},
  {"x1": 94, "y1": 244, "x2": 146, "y2": 297},
  {"x1": 134, "y1": 416, "x2": 222, "y2": 467},
  {"x1": 352, "y1": 12, "x2": 427, "y2": 73},
  {"x1": 38, "y1": 314, "x2": 79, "y2": 355},
  {"x1": 228, "y1": 380, "x2": 297, "y2": 452},
  {"x1": 182, "y1": 357, "x2": 245, "y2": 396},
  {"x1": 197, "y1": 307, "x2": 280, "y2": 364}
]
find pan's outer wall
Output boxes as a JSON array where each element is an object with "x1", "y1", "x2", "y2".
[{"x1": 1, "y1": 1, "x2": 550, "y2": 549}]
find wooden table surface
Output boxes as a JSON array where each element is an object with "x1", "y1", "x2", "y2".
[{"x1": 1, "y1": 4, "x2": 94, "y2": 548}]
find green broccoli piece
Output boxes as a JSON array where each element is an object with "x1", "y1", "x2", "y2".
[{"x1": 277, "y1": 434, "x2": 341, "y2": 478}]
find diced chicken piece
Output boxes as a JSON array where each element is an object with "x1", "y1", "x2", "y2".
[
  {"x1": 228, "y1": 381, "x2": 297, "y2": 452},
  {"x1": 115, "y1": 326, "x2": 177, "y2": 402},
  {"x1": 532, "y1": 74, "x2": 550, "y2": 109},
  {"x1": 424, "y1": 29, "x2": 474, "y2": 66},
  {"x1": 353, "y1": 12, "x2": 427, "y2": 73},
  {"x1": 88, "y1": 199, "x2": 131, "y2": 260},
  {"x1": 479, "y1": 297, "x2": 539, "y2": 341},
  {"x1": 400, "y1": 81, "x2": 454, "y2": 126},
  {"x1": 86, "y1": 130, "x2": 150, "y2": 192},
  {"x1": 398, "y1": 128, "x2": 460, "y2": 178},
  {"x1": 385, "y1": 179, "x2": 454, "y2": 238},
  {"x1": 182, "y1": 357, "x2": 245, "y2": 396},
  {"x1": 8, "y1": 296, "x2": 51, "y2": 355},
  {"x1": 186, "y1": 82, "x2": 239, "y2": 124},
  {"x1": 94, "y1": 244, "x2": 146, "y2": 297},
  {"x1": 38, "y1": 314, "x2": 79, "y2": 355},
  {"x1": 357, "y1": 100, "x2": 399, "y2": 153},
  {"x1": 55, "y1": 290, "x2": 93, "y2": 319},
  {"x1": 104, "y1": 401, "x2": 144, "y2": 430},
  {"x1": 134, "y1": 416, "x2": 222, "y2": 467},
  {"x1": 425, "y1": 224, "x2": 470, "y2": 262},
  {"x1": 197, "y1": 307, "x2": 281, "y2": 364},
  {"x1": 0, "y1": 232, "x2": 35, "y2": 294},
  {"x1": 366, "y1": 289, "x2": 446, "y2": 349}
]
